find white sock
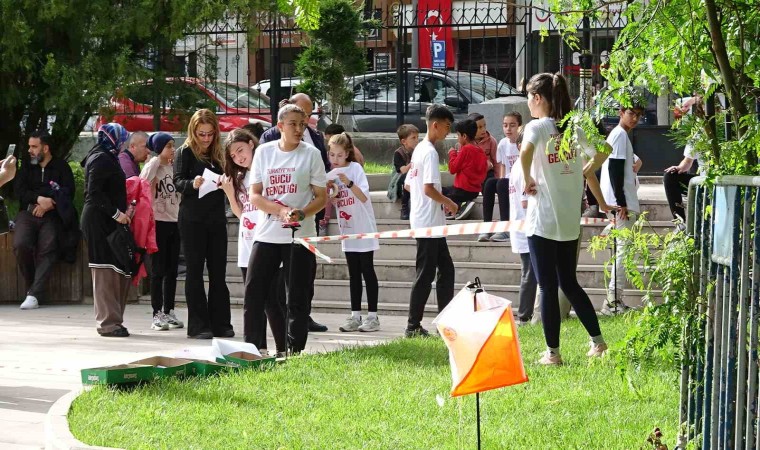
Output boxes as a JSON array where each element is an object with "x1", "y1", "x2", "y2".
[
  {"x1": 548, "y1": 347, "x2": 561, "y2": 356},
  {"x1": 351, "y1": 311, "x2": 361, "y2": 319},
  {"x1": 367, "y1": 312, "x2": 378, "y2": 320},
  {"x1": 591, "y1": 335, "x2": 606, "y2": 345}
]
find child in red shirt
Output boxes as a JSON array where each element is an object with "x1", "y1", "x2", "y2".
[{"x1": 443, "y1": 119, "x2": 488, "y2": 219}]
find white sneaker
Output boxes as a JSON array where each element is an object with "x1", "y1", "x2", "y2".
[
  {"x1": 19, "y1": 295, "x2": 39, "y2": 310},
  {"x1": 531, "y1": 312, "x2": 542, "y2": 325},
  {"x1": 339, "y1": 316, "x2": 362, "y2": 332},
  {"x1": 151, "y1": 312, "x2": 169, "y2": 331},
  {"x1": 538, "y1": 350, "x2": 563, "y2": 366},
  {"x1": 587, "y1": 341, "x2": 608, "y2": 358},
  {"x1": 600, "y1": 300, "x2": 630, "y2": 316},
  {"x1": 165, "y1": 310, "x2": 184, "y2": 329},
  {"x1": 477, "y1": 233, "x2": 492, "y2": 242},
  {"x1": 358, "y1": 316, "x2": 380, "y2": 332}
]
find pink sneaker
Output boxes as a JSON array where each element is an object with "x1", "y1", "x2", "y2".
[
  {"x1": 587, "y1": 342, "x2": 608, "y2": 358},
  {"x1": 538, "y1": 351, "x2": 563, "y2": 366}
]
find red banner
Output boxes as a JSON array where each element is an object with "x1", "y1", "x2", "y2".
[{"x1": 417, "y1": 0, "x2": 455, "y2": 69}]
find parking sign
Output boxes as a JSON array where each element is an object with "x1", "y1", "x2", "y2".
[{"x1": 432, "y1": 40, "x2": 446, "y2": 69}]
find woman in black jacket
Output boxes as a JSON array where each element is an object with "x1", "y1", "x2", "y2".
[
  {"x1": 174, "y1": 109, "x2": 233, "y2": 339},
  {"x1": 81, "y1": 123, "x2": 132, "y2": 337}
]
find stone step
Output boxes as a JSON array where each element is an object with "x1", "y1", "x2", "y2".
[{"x1": 161, "y1": 279, "x2": 657, "y2": 316}]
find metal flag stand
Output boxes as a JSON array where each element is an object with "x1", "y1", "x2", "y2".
[
  {"x1": 465, "y1": 277, "x2": 485, "y2": 450},
  {"x1": 282, "y1": 221, "x2": 301, "y2": 360}
]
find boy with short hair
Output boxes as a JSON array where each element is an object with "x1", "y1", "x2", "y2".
[
  {"x1": 443, "y1": 119, "x2": 488, "y2": 219},
  {"x1": 404, "y1": 105, "x2": 458, "y2": 337},
  {"x1": 599, "y1": 104, "x2": 644, "y2": 314},
  {"x1": 393, "y1": 124, "x2": 419, "y2": 220}
]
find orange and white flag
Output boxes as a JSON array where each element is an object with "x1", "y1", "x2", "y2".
[{"x1": 433, "y1": 287, "x2": 528, "y2": 397}]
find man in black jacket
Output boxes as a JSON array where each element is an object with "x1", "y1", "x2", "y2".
[
  {"x1": 260, "y1": 93, "x2": 330, "y2": 333},
  {"x1": 13, "y1": 131, "x2": 75, "y2": 309}
]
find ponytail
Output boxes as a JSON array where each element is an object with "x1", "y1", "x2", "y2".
[{"x1": 526, "y1": 72, "x2": 573, "y2": 128}]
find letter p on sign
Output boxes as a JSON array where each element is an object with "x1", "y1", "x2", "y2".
[{"x1": 432, "y1": 40, "x2": 446, "y2": 69}]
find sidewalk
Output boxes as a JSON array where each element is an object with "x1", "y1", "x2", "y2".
[{"x1": 0, "y1": 304, "x2": 411, "y2": 449}]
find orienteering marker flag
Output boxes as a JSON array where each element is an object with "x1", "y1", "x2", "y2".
[{"x1": 433, "y1": 287, "x2": 528, "y2": 397}]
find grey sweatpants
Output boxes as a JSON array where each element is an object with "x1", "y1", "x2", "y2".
[{"x1": 92, "y1": 268, "x2": 131, "y2": 334}]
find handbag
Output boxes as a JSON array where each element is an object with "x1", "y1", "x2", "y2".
[
  {"x1": 106, "y1": 224, "x2": 143, "y2": 276},
  {"x1": 0, "y1": 196, "x2": 9, "y2": 235}
]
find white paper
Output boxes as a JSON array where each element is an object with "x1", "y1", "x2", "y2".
[
  {"x1": 198, "y1": 168, "x2": 221, "y2": 199},
  {"x1": 212, "y1": 338, "x2": 261, "y2": 357},
  {"x1": 171, "y1": 346, "x2": 223, "y2": 362},
  {"x1": 326, "y1": 168, "x2": 345, "y2": 182}
]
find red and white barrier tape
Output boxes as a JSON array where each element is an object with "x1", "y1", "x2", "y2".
[{"x1": 297, "y1": 217, "x2": 611, "y2": 262}]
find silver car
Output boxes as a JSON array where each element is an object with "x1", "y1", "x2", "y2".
[{"x1": 346, "y1": 69, "x2": 521, "y2": 132}]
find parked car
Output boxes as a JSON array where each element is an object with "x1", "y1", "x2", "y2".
[
  {"x1": 97, "y1": 78, "x2": 272, "y2": 132},
  {"x1": 252, "y1": 77, "x2": 303, "y2": 99},
  {"x1": 345, "y1": 69, "x2": 521, "y2": 132}
]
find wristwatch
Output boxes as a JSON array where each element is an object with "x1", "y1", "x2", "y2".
[{"x1": 347, "y1": 181, "x2": 354, "y2": 188}]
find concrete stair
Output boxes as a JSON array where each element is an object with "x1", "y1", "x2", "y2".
[{"x1": 142, "y1": 178, "x2": 673, "y2": 316}]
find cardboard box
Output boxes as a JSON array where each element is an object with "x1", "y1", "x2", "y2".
[
  {"x1": 81, "y1": 364, "x2": 154, "y2": 385},
  {"x1": 186, "y1": 359, "x2": 237, "y2": 376},
  {"x1": 129, "y1": 357, "x2": 193, "y2": 379},
  {"x1": 217, "y1": 351, "x2": 277, "y2": 370}
]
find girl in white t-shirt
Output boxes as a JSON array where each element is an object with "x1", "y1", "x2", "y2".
[
  {"x1": 221, "y1": 128, "x2": 287, "y2": 357},
  {"x1": 519, "y1": 72, "x2": 610, "y2": 365},
  {"x1": 326, "y1": 133, "x2": 381, "y2": 333},
  {"x1": 245, "y1": 104, "x2": 328, "y2": 354}
]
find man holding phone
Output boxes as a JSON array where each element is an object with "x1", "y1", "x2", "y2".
[{"x1": 13, "y1": 130, "x2": 75, "y2": 309}]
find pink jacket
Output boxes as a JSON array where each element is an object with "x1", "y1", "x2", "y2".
[{"x1": 126, "y1": 177, "x2": 158, "y2": 286}]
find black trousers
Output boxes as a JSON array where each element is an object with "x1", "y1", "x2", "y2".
[
  {"x1": 178, "y1": 219, "x2": 232, "y2": 337},
  {"x1": 345, "y1": 251, "x2": 379, "y2": 312},
  {"x1": 150, "y1": 221, "x2": 180, "y2": 314},
  {"x1": 482, "y1": 177, "x2": 510, "y2": 222},
  {"x1": 527, "y1": 235, "x2": 601, "y2": 349},
  {"x1": 241, "y1": 267, "x2": 287, "y2": 353},
  {"x1": 408, "y1": 238, "x2": 454, "y2": 329},
  {"x1": 663, "y1": 171, "x2": 696, "y2": 221},
  {"x1": 244, "y1": 242, "x2": 316, "y2": 353},
  {"x1": 13, "y1": 210, "x2": 60, "y2": 299},
  {"x1": 442, "y1": 186, "x2": 479, "y2": 206}
]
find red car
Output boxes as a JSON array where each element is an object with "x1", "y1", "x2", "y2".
[{"x1": 97, "y1": 78, "x2": 273, "y2": 132}]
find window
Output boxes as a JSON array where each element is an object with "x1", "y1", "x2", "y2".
[
  {"x1": 202, "y1": 82, "x2": 271, "y2": 110},
  {"x1": 412, "y1": 75, "x2": 462, "y2": 104}
]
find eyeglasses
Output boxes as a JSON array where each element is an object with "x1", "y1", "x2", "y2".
[
  {"x1": 196, "y1": 131, "x2": 215, "y2": 138},
  {"x1": 626, "y1": 110, "x2": 644, "y2": 119}
]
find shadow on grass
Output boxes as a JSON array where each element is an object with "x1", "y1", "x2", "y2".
[{"x1": 329, "y1": 336, "x2": 450, "y2": 368}]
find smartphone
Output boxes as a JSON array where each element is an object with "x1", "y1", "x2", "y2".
[{"x1": 6, "y1": 144, "x2": 16, "y2": 159}]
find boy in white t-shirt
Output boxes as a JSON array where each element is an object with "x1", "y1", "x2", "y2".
[
  {"x1": 403, "y1": 104, "x2": 459, "y2": 337},
  {"x1": 244, "y1": 104, "x2": 327, "y2": 354},
  {"x1": 599, "y1": 104, "x2": 644, "y2": 314}
]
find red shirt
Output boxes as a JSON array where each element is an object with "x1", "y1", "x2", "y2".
[{"x1": 448, "y1": 143, "x2": 488, "y2": 193}]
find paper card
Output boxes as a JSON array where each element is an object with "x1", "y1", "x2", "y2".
[
  {"x1": 172, "y1": 346, "x2": 223, "y2": 362},
  {"x1": 198, "y1": 168, "x2": 221, "y2": 199},
  {"x1": 326, "y1": 168, "x2": 345, "y2": 182},
  {"x1": 212, "y1": 338, "x2": 261, "y2": 357}
]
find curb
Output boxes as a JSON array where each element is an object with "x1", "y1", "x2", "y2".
[{"x1": 45, "y1": 389, "x2": 124, "y2": 450}]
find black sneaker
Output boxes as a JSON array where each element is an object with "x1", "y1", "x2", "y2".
[
  {"x1": 308, "y1": 317, "x2": 328, "y2": 332},
  {"x1": 404, "y1": 326, "x2": 431, "y2": 338},
  {"x1": 188, "y1": 331, "x2": 213, "y2": 339},
  {"x1": 100, "y1": 326, "x2": 129, "y2": 337},
  {"x1": 214, "y1": 329, "x2": 235, "y2": 338}
]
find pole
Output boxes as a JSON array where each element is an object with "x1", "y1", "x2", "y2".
[
  {"x1": 284, "y1": 221, "x2": 301, "y2": 359},
  {"x1": 466, "y1": 278, "x2": 484, "y2": 449},
  {"x1": 395, "y1": 6, "x2": 405, "y2": 128}
]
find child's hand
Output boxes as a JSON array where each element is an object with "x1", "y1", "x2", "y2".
[
  {"x1": 524, "y1": 175, "x2": 537, "y2": 195},
  {"x1": 220, "y1": 175, "x2": 234, "y2": 196},
  {"x1": 633, "y1": 157, "x2": 643, "y2": 173},
  {"x1": 444, "y1": 198, "x2": 459, "y2": 216},
  {"x1": 400, "y1": 164, "x2": 410, "y2": 174}
]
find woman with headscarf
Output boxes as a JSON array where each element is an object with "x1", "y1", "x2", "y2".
[
  {"x1": 174, "y1": 109, "x2": 233, "y2": 339},
  {"x1": 80, "y1": 123, "x2": 132, "y2": 337}
]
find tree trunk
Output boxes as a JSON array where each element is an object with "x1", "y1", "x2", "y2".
[{"x1": 704, "y1": 0, "x2": 755, "y2": 166}]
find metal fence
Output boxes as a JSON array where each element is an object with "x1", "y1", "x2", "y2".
[
  {"x1": 95, "y1": 2, "x2": 629, "y2": 133},
  {"x1": 681, "y1": 176, "x2": 760, "y2": 449}
]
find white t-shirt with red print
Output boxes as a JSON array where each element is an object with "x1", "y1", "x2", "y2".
[
  {"x1": 405, "y1": 139, "x2": 445, "y2": 234},
  {"x1": 508, "y1": 163, "x2": 529, "y2": 254},
  {"x1": 237, "y1": 170, "x2": 259, "y2": 267},
  {"x1": 496, "y1": 138, "x2": 520, "y2": 179},
  {"x1": 251, "y1": 141, "x2": 327, "y2": 244},
  {"x1": 331, "y1": 162, "x2": 379, "y2": 253}
]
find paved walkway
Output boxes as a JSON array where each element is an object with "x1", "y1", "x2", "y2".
[{"x1": 0, "y1": 304, "x2": 412, "y2": 449}]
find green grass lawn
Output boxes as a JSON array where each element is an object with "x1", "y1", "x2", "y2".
[
  {"x1": 363, "y1": 161, "x2": 448, "y2": 174},
  {"x1": 68, "y1": 315, "x2": 678, "y2": 449}
]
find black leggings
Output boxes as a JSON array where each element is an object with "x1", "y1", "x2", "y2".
[
  {"x1": 663, "y1": 171, "x2": 696, "y2": 221},
  {"x1": 482, "y1": 177, "x2": 510, "y2": 222},
  {"x1": 527, "y1": 235, "x2": 602, "y2": 349},
  {"x1": 345, "y1": 251, "x2": 379, "y2": 312},
  {"x1": 241, "y1": 267, "x2": 287, "y2": 353},
  {"x1": 151, "y1": 221, "x2": 180, "y2": 314}
]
